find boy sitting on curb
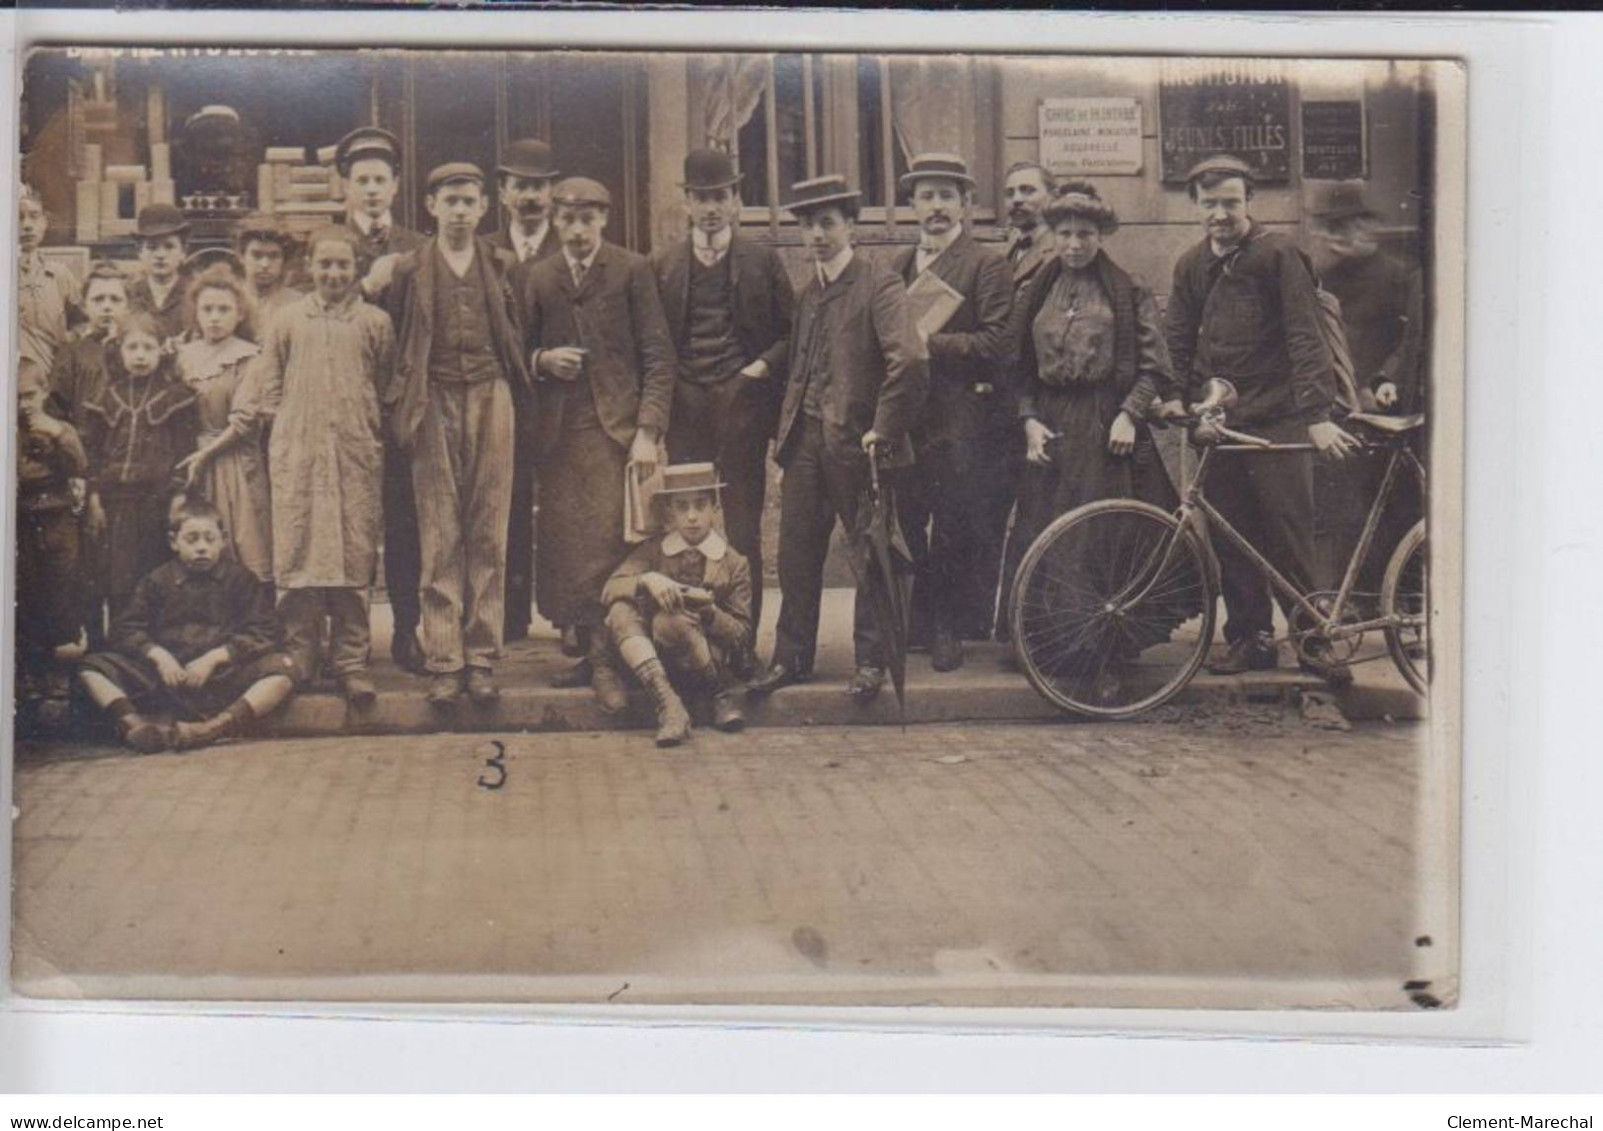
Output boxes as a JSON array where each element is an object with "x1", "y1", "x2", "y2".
[{"x1": 598, "y1": 463, "x2": 754, "y2": 747}]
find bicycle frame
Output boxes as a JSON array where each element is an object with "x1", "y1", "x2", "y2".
[{"x1": 1110, "y1": 433, "x2": 1427, "y2": 644}]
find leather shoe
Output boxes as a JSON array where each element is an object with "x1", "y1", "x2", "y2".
[
  {"x1": 931, "y1": 625, "x2": 964, "y2": 672},
  {"x1": 1207, "y1": 632, "x2": 1279, "y2": 675},
  {"x1": 465, "y1": 666, "x2": 500, "y2": 704},
  {"x1": 746, "y1": 661, "x2": 809, "y2": 697},
  {"x1": 342, "y1": 672, "x2": 378, "y2": 708},
  {"x1": 590, "y1": 654, "x2": 630, "y2": 715},
  {"x1": 390, "y1": 630, "x2": 427, "y2": 675},
  {"x1": 1299, "y1": 638, "x2": 1354, "y2": 689},
  {"x1": 548, "y1": 657, "x2": 592, "y2": 689},
  {"x1": 711, "y1": 690, "x2": 746, "y2": 733},
  {"x1": 848, "y1": 665, "x2": 886, "y2": 704},
  {"x1": 426, "y1": 672, "x2": 463, "y2": 709}
]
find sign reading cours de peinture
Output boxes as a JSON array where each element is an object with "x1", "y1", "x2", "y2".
[{"x1": 1038, "y1": 97, "x2": 1144, "y2": 176}]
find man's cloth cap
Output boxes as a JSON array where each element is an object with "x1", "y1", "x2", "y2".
[
  {"x1": 498, "y1": 139, "x2": 561, "y2": 181},
  {"x1": 425, "y1": 162, "x2": 486, "y2": 193},
  {"x1": 1184, "y1": 153, "x2": 1256, "y2": 185},
  {"x1": 552, "y1": 177, "x2": 613, "y2": 210},
  {"x1": 1307, "y1": 181, "x2": 1378, "y2": 222},
  {"x1": 334, "y1": 126, "x2": 402, "y2": 175}
]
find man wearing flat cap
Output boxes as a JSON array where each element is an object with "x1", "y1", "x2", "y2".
[
  {"x1": 890, "y1": 152, "x2": 1013, "y2": 674},
  {"x1": 650, "y1": 147, "x2": 794, "y2": 638},
  {"x1": 1165, "y1": 154, "x2": 1357, "y2": 682},
  {"x1": 383, "y1": 162, "x2": 531, "y2": 710},
  {"x1": 514, "y1": 175, "x2": 677, "y2": 705},
  {"x1": 127, "y1": 203, "x2": 191, "y2": 343},
  {"x1": 490, "y1": 138, "x2": 563, "y2": 643},
  {"x1": 333, "y1": 125, "x2": 429, "y2": 676},
  {"x1": 747, "y1": 174, "x2": 927, "y2": 704}
]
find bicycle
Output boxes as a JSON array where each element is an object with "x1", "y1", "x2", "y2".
[{"x1": 1008, "y1": 378, "x2": 1428, "y2": 719}]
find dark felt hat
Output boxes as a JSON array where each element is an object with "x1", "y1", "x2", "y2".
[
  {"x1": 680, "y1": 148, "x2": 743, "y2": 191},
  {"x1": 1183, "y1": 153, "x2": 1256, "y2": 185},
  {"x1": 552, "y1": 177, "x2": 613, "y2": 210},
  {"x1": 334, "y1": 126, "x2": 402, "y2": 175},
  {"x1": 425, "y1": 162, "x2": 486, "y2": 193},
  {"x1": 497, "y1": 139, "x2": 560, "y2": 182},
  {"x1": 898, "y1": 151, "x2": 977, "y2": 192},
  {"x1": 1308, "y1": 181, "x2": 1378, "y2": 222},
  {"x1": 134, "y1": 204, "x2": 190, "y2": 240},
  {"x1": 785, "y1": 174, "x2": 861, "y2": 217}
]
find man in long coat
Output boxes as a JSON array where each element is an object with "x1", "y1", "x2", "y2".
[
  {"x1": 330, "y1": 126, "x2": 430, "y2": 676},
  {"x1": 515, "y1": 176, "x2": 677, "y2": 704},
  {"x1": 652, "y1": 147, "x2": 794, "y2": 636},
  {"x1": 747, "y1": 175, "x2": 928, "y2": 703},
  {"x1": 891, "y1": 153, "x2": 1013, "y2": 674},
  {"x1": 489, "y1": 138, "x2": 563, "y2": 643},
  {"x1": 383, "y1": 163, "x2": 530, "y2": 709}
]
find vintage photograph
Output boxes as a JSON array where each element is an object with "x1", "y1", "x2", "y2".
[{"x1": 8, "y1": 45, "x2": 1461, "y2": 1009}]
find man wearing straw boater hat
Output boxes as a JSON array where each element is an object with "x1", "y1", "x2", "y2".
[
  {"x1": 651, "y1": 147, "x2": 794, "y2": 637},
  {"x1": 515, "y1": 174, "x2": 677, "y2": 707},
  {"x1": 599, "y1": 461, "x2": 754, "y2": 746},
  {"x1": 747, "y1": 174, "x2": 927, "y2": 705},
  {"x1": 491, "y1": 138, "x2": 563, "y2": 643},
  {"x1": 890, "y1": 152, "x2": 1013, "y2": 675},
  {"x1": 383, "y1": 161, "x2": 530, "y2": 710}
]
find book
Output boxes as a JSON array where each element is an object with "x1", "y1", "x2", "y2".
[
  {"x1": 905, "y1": 268, "x2": 966, "y2": 339},
  {"x1": 622, "y1": 441, "x2": 669, "y2": 543}
]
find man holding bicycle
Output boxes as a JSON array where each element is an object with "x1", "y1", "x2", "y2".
[{"x1": 1164, "y1": 155, "x2": 1359, "y2": 680}]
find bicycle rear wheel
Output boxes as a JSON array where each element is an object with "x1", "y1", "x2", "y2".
[
  {"x1": 1010, "y1": 499, "x2": 1216, "y2": 719},
  {"x1": 1381, "y1": 519, "x2": 1428, "y2": 695}
]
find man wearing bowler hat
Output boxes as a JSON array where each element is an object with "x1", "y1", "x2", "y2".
[
  {"x1": 651, "y1": 147, "x2": 794, "y2": 638},
  {"x1": 128, "y1": 203, "x2": 191, "y2": 343},
  {"x1": 383, "y1": 163, "x2": 530, "y2": 709},
  {"x1": 514, "y1": 176, "x2": 677, "y2": 706},
  {"x1": 1165, "y1": 154, "x2": 1356, "y2": 683},
  {"x1": 747, "y1": 174, "x2": 927, "y2": 704},
  {"x1": 890, "y1": 152, "x2": 1013, "y2": 674},
  {"x1": 333, "y1": 125, "x2": 430, "y2": 675},
  {"x1": 491, "y1": 138, "x2": 563, "y2": 642}
]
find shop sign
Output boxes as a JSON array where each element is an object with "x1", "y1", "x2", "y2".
[
  {"x1": 1038, "y1": 97, "x2": 1144, "y2": 176},
  {"x1": 1301, "y1": 99, "x2": 1367, "y2": 180},
  {"x1": 1158, "y1": 59, "x2": 1292, "y2": 184}
]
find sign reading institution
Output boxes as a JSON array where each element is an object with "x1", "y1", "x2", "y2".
[
  {"x1": 1037, "y1": 97, "x2": 1143, "y2": 176},
  {"x1": 1158, "y1": 58, "x2": 1292, "y2": 184}
]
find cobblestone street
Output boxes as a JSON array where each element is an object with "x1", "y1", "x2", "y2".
[{"x1": 10, "y1": 715, "x2": 1444, "y2": 1009}]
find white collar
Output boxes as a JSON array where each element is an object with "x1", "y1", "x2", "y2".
[
  {"x1": 918, "y1": 222, "x2": 963, "y2": 258},
  {"x1": 818, "y1": 244, "x2": 855, "y2": 285},
  {"x1": 692, "y1": 226, "x2": 733, "y2": 255},
  {"x1": 565, "y1": 244, "x2": 602, "y2": 276},
  {"x1": 511, "y1": 218, "x2": 549, "y2": 258},
  {"x1": 661, "y1": 529, "x2": 727, "y2": 561},
  {"x1": 350, "y1": 210, "x2": 395, "y2": 238}
]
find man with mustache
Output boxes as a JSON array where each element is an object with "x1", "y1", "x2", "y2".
[
  {"x1": 383, "y1": 163, "x2": 530, "y2": 710},
  {"x1": 332, "y1": 126, "x2": 429, "y2": 676},
  {"x1": 890, "y1": 153, "x2": 1012, "y2": 674},
  {"x1": 651, "y1": 148, "x2": 794, "y2": 640},
  {"x1": 490, "y1": 138, "x2": 563, "y2": 643},
  {"x1": 1164, "y1": 154, "x2": 1357, "y2": 683}
]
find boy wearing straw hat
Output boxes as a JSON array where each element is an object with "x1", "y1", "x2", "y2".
[{"x1": 599, "y1": 462, "x2": 754, "y2": 746}]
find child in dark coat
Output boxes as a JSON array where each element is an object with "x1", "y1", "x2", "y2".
[
  {"x1": 599, "y1": 463, "x2": 753, "y2": 746},
  {"x1": 80, "y1": 310, "x2": 199, "y2": 620},
  {"x1": 16, "y1": 360, "x2": 87, "y2": 697},
  {"x1": 77, "y1": 500, "x2": 296, "y2": 753}
]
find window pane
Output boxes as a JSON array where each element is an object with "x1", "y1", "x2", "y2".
[{"x1": 737, "y1": 54, "x2": 823, "y2": 206}]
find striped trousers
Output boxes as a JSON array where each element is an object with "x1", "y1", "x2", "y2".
[{"x1": 412, "y1": 377, "x2": 515, "y2": 673}]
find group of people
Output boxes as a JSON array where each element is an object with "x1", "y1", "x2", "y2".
[{"x1": 15, "y1": 121, "x2": 1424, "y2": 751}]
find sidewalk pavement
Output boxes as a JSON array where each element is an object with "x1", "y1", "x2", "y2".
[{"x1": 21, "y1": 590, "x2": 1424, "y2": 742}]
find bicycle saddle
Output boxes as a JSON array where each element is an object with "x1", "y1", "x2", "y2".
[{"x1": 1347, "y1": 412, "x2": 1425, "y2": 433}]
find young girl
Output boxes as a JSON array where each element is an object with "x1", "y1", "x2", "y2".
[
  {"x1": 173, "y1": 265, "x2": 274, "y2": 583},
  {"x1": 254, "y1": 225, "x2": 394, "y2": 706},
  {"x1": 81, "y1": 310, "x2": 199, "y2": 620}
]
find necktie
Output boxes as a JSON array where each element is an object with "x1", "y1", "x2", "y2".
[
  {"x1": 572, "y1": 260, "x2": 587, "y2": 288},
  {"x1": 816, "y1": 264, "x2": 827, "y2": 289},
  {"x1": 371, "y1": 223, "x2": 389, "y2": 247}
]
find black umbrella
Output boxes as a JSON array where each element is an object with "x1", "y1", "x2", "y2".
[{"x1": 843, "y1": 446, "x2": 914, "y2": 724}]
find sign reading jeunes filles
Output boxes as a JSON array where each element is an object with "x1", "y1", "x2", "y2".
[
  {"x1": 1158, "y1": 58, "x2": 1292, "y2": 184},
  {"x1": 1038, "y1": 97, "x2": 1144, "y2": 177}
]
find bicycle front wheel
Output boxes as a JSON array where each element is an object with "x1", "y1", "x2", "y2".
[
  {"x1": 1010, "y1": 499, "x2": 1217, "y2": 719},
  {"x1": 1381, "y1": 519, "x2": 1428, "y2": 695}
]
